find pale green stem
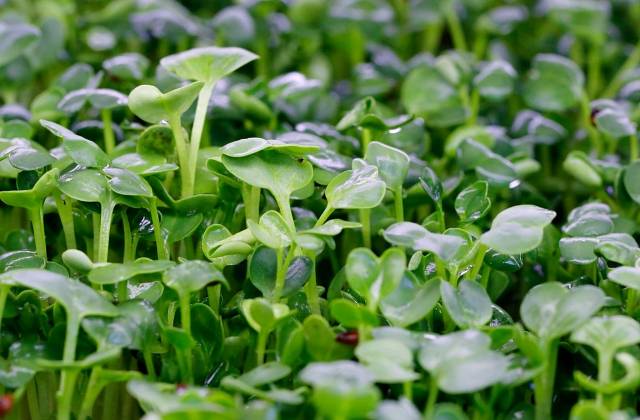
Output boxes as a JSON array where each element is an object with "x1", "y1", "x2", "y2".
[
  {"x1": 56, "y1": 370, "x2": 79, "y2": 420},
  {"x1": 597, "y1": 351, "x2": 612, "y2": 405},
  {"x1": 122, "y1": 210, "x2": 132, "y2": 263},
  {"x1": 179, "y1": 293, "x2": 191, "y2": 336},
  {"x1": 168, "y1": 114, "x2": 193, "y2": 199},
  {"x1": 256, "y1": 331, "x2": 269, "y2": 365},
  {"x1": 0, "y1": 287, "x2": 8, "y2": 334},
  {"x1": 188, "y1": 82, "x2": 215, "y2": 196},
  {"x1": 437, "y1": 202, "x2": 445, "y2": 232},
  {"x1": 26, "y1": 380, "x2": 39, "y2": 420},
  {"x1": 630, "y1": 135, "x2": 638, "y2": 162},
  {"x1": 178, "y1": 292, "x2": 194, "y2": 383},
  {"x1": 143, "y1": 349, "x2": 156, "y2": 379},
  {"x1": 587, "y1": 42, "x2": 602, "y2": 97},
  {"x1": 97, "y1": 203, "x2": 115, "y2": 263},
  {"x1": 394, "y1": 188, "x2": 404, "y2": 222},
  {"x1": 445, "y1": 3, "x2": 467, "y2": 51},
  {"x1": 423, "y1": 20, "x2": 444, "y2": 53},
  {"x1": 603, "y1": 39, "x2": 640, "y2": 98},
  {"x1": 207, "y1": 285, "x2": 221, "y2": 314},
  {"x1": 359, "y1": 209, "x2": 372, "y2": 248},
  {"x1": 92, "y1": 213, "x2": 99, "y2": 261},
  {"x1": 467, "y1": 243, "x2": 488, "y2": 282},
  {"x1": 424, "y1": 376, "x2": 439, "y2": 419},
  {"x1": 275, "y1": 195, "x2": 295, "y2": 230},
  {"x1": 29, "y1": 206, "x2": 46, "y2": 259},
  {"x1": 149, "y1": 198, "x2": 168, "y2": 260},
  {"x1": 54, "y1": 193, "x2": 76, "y2": 249},
  {"x1": 274, "y1": 246, "x2": 295, "y2": 301},
  {"x1": 79, "y1": 367, "x2": 101, "y2": 420},
  {"x1": 473, "y1": 29, "x2": 488, "y2": 60},
  {"x1": 362, "y1": 128, "x2": 372, "y2": 156},
  {"x1": 315, "y1": 206, "x2": 334, "y2": 227},
  {"x1": 242, "y1": 184, "x2": 261, "y2": 223},
  {"x1": 304, "y1": 251, "x2": 321, "y2": 315},
  {"x1": 57, "y1": 315, "x2": 80, "y2": 420},
  {"x1": 468, "y1": 89, "x2": 480, "y2": 126},
  {"x1": 534, "y1": 340, "x2": 558, "y2": 420},
  {"x1": 101, "y1": 108, "x2": 115, "y2": 155},
  {"x1": 580, "y1": 93, "x2": 603, "y2": 157}
]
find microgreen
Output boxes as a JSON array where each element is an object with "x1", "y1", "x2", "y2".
[{"x1": 2, "y1": 2, "x2": 640, "y2": 419}]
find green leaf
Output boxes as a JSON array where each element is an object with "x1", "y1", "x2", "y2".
[
  {"x1": 242, "y1": 298, "x2": 289, "y2": 333},
  {"x1": 58, "y1": 88, "x2": 127, "y2": 113},
  {"x1": 454, "y1": 181, "x2": 491, "y2": 223},
  {"x1": 220, "y1": 137, "x2": 319, "y2": 158},
  {"x1": 299, "y1": 361, "x2": 380, "y2": 419},
  {"x1": 41, "y1": 120, "x2": 110, "y2": 168},
  {"x1": 128, "y1": 82, "x2": 204, "y2": 124},
  {"x1": 249, "y1": 246, "x2": 312, "y2": 298},
  {"x1": 520, "y1": 282, "x2": 605, "y2": 340},
  {"x1": 8, "y1": 146, "x2": 55, "y2": 171},
  {"x1": 345, "y1": 248, "x2": 379, "y2": 300},
  {"x1": 330, "y1": 299, "x2": 378, "y2": 328},
  {"x1": 103, "y1": 167, "x2": 153, "y2": 197},
  {"x1": 376, "y1": 398, "x2": 421, "y2": 420},
  {"x1": 355, "y1": 338, "x2": 419, "y2": 383},
  {"x1": 445, "y1": 125, "x2": 495, "y2": 158},
  {"x1": 474, "y1": 60, "x2": 516, "y2": 101},
  {"x1": 437, "y1": 351, "x2": 511, "y2": 394},
  {"x1": 481, "y1": 205, "x2": 556, "y2": 255},
  {"x1": 0, "y1": 22, "x2": 41, "y2": 66},
  {"x1": 0, "y1": 269, "x2": 117, "y2": 319},
  {"x1": 381, "y1": 276, "x2": 441, "y2": 328},
  {"x1": 563, "y1": 151, "x2": 602, "y2": 188},
  {"x1": 0, "y1": 167, "x2": 58, "y2": 209},
  {"x1": 419, "y1": 166, "x2": 443, "y2": 204},
  {"x1": 89, "y1": 259, "x2": 175, "y2": 285},
  {"x1": 595, "y1": 108, "x2": 636, "y2": 139},
  {"x1": 103, "y1": 53, "x2": 150, "y2": 81},
  {"x1": 344, "y1": 247, "x2": 405, "y2": 307},
  {"x1": 419, "y1": 330, "x2": 509, "y2": 394},
  {"x1": 523, "y1": 54, "x2": 584, "y2": 112},
  {"x1": 236, "y1": 362, "x2": 291, "y2": 387},
  {"x1": 303, "y1": 220, "x2": 362, "y2": 236},
  {"x1": 440, "y1": 280, "x2": 493, "y2": 329},
  {"x1": 62, "y1": 249, "x2": 94, "y2": 273},
  {"x1": 221, "y1": 376, "x2": 303, "y2": 405},
  {"x1": 163, "y1": 261, "x2": 227, "y2": 296},
  {"x1": 325, "y1": 159, "x2": 386, "y2": 210},
  {"x1": 608, "y1": 266, "x2": 640, "y2": 291},
  {"x1": 457, "y1": 139, "x2": 517, "y2": 187},
  {"x1": 383, "y1": 222, "x2": 465, "y2": 261},
  {"x1": 559, "y1": 237, "x2": 599, "y2": 265},
  {"x1": 222, "y1": 150, "x2": 313, "y2": 205},
  {"x1": 160, "y1": 47, "x2": 258, "y2": 84},
  {"x1": 571, "y1": 315, "x2": 640, "y2": 357},
  {"x1": 58, "y1": 169, "x2": 110, "y2": 204},
  {"x1": 364, "y1": 141, "x2": 409, "y2": 191},
  {"x1": 247, "y1": 210, "x2": 293, "y2": 249},
  {"x1": 401, "y1": 65, "x2": 467, "y2": 128}
]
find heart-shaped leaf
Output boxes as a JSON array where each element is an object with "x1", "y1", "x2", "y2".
[
  {"x1": 128, "y1": 82, "x2": 204, "y2": 124},
  {"x1": 383, "y1": 222, "x2": 465, "y2": 261},
  {"x1": 160, "y1": 46, "x2": 258, "y2": 85},
  {"x1": 441, "y1": 280, "x2": 493, "y2": 328},
  {"x1": 325, "y1": 159, "x2": 386, "y2": 210},
  {"x1": 520, "y1": 282, "x2": 605, "y2": 340}
]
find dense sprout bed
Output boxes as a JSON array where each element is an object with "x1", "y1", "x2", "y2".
[{"x1": 1, "y1": 0, "x2": 640, "y2": 419}]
